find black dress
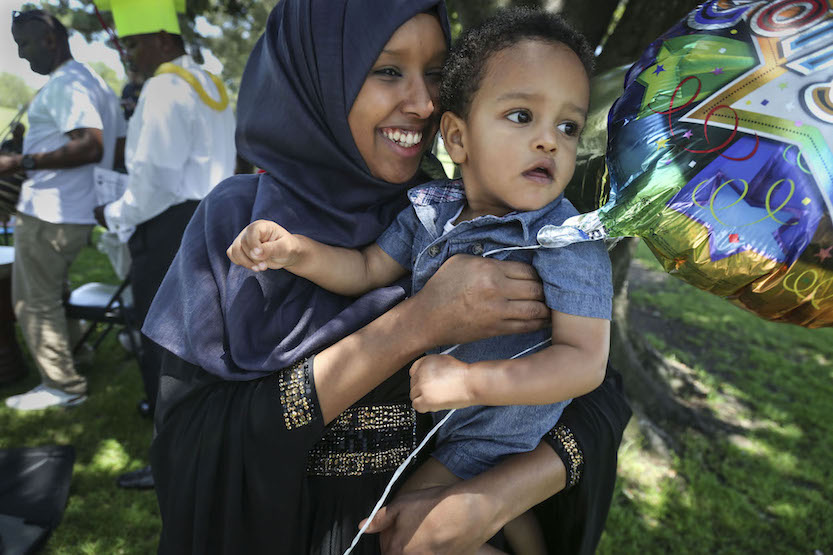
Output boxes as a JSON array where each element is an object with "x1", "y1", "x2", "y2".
[{"x1": 151, "y1": 350, "x2": 630, "y2": 555}]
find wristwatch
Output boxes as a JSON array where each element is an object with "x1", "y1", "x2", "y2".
[{"x1": 20, "y1": 154, "x2": 36, "y2": 171}]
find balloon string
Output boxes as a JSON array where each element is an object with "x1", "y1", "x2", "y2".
[{"x1": 343, "y1": 337, "x2": 552, "y2": 554}]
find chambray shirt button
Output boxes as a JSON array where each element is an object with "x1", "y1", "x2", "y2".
[
  {"x1": 471, "y1": 243, "x2": 484, "y2": 255},
  {"x1": 428, "y1": 245, "x2": 441, "y2": 257}
]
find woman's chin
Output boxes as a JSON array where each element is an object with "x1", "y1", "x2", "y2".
[{"x1": 374, "y1": 163, "x2": 422, "y2": 185}]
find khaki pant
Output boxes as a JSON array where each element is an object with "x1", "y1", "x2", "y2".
[{"x1": 12, "y1": 213, "x2": 93, "y2": 394}]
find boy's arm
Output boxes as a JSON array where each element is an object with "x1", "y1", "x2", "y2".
[
  {"x1": 226, "y1": 219, "x2": 406, "y2": 296},
  {"x1": 290, "y1": 239, "x2": 407, "y2": 296},
  {"x1": 410, "y1": 310, "x2": 610, "y2": 411}
]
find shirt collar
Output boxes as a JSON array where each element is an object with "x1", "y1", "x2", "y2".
[{"x1": 407, "y1": 179, "x2": 566, "y2": 241}]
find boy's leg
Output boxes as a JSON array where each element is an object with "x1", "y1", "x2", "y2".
[
  {"x1": 397, "y1": 457, "x2": 545, "y2": 555},
  {"x1": 397, "y1": 456, "x2": 460, "y2": 494},
  {"x1": 502, "y1": 512, "x2": 547, "y2": 555}
]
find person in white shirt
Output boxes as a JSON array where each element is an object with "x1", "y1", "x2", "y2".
[
  {"x1": 0, "y1": 10, "x2": 124, "y2": 411},
  {"x1": 93, "y1": 0, "x2": 235, "y2": 443}
]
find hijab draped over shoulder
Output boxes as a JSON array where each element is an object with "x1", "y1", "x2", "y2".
[{"x1": 143, "y1": 0, "x2": 450, "y2": 380}]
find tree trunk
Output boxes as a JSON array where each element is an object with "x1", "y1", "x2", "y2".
[
  {"x1": 561, "y1": 0, "x2": 726, "y2": 438},
  {"x1": 596, "y1": 0, "x2": 699, "y2": 71},
  {"x1": 553, "y1": 0, "x2": 622, "y2": 50}
]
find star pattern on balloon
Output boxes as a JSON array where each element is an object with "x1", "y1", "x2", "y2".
[{"x1": 680, "y1": 24, "x2": 833, "y2": 216}]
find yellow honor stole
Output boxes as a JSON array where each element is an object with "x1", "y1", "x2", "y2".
[{"x1": 154, "y1": 63, "x2": 230, "y2": 111}]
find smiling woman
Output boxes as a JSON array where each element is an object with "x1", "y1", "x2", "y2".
[
  {"x1": 347, "y1": 13, "x2": 446, "y2": 184},
  {"x1": 143, "y1": 1, "x2": 630, "y2": 554}
]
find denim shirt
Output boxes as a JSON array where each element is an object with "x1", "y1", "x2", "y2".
[{"x1": 377, "y1": 179, "x2": 613, "y2": 361}]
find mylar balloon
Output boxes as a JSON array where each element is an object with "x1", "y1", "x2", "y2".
[{"x1": 553, "y1": 0, "x2": 833, "y2": 328}]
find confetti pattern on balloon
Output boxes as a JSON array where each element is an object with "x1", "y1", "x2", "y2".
[{"x1": 555, "y1": 0, "x2": 833, "y2": 327}]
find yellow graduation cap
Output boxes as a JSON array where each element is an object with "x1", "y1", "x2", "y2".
[{"x1": 95, "y1": 0, "x2": 186, "y2": 38}]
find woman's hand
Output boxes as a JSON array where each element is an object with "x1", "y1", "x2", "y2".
[
  {"x1": 361, "y1": 486, "x2": 499, "y2": 555},
  {"x1": 360, "y1": 442, "x2": 568, "y2": 554},
  {"x1": 225, "y1": 219, "x2": 302, "y2": 271},
  {"x1": 412, "y1": 254, "x2": 549, "y2": 347},
  {"x1": 409, "y1": 355, "x2": 475, "y2": 412}
]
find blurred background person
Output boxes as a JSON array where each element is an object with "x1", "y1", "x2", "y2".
[
  {"x1": 119, "y1": 69, "x2": 144, "y2": 121},
  {"x1": 92, "y1": 0, "x2": 235, "y2": 488},
  {"x1": 0, "y1": 9, "x2": 124, "y2": 411}
]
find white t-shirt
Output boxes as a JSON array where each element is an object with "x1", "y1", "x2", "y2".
[
  {"x1": 19, "y1": 59, "x2": 125, "y2": 224},
  {"x1": 104, "y1": 55, "x2": 236, "y2": 241}
]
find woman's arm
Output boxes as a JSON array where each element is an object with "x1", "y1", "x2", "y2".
[
  {"x1": 363, "y1": 441, "x2": 566, "y2": 554},
  {"x1": 364, "y1": 366, "x2": 632, "y2": 555},
  {"x1": 314, "y1": 254, "x2": 550, "y2": 424}
]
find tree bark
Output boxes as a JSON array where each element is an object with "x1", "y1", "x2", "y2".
[
  {"x1": 553, "y1": 0, "x2": 622, "y2": 50},
  {"x1": 596, "y1": 0, "x2": 700, "y2": 71}
]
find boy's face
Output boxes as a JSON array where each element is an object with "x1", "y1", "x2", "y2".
[{"x1": 443, "y1": 40, "x2": 590, "y2": 218}]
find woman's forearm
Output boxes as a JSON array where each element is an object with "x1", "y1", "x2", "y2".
[
  {"x1": 455, "y1": 441, "x2": 567, "y2": 533},
  {"x1": 314, "y1": 295, "x2": 434, "y2": 424},
  {"x1": 314, "y1": 255, "x2": 550, "y2": 424}
]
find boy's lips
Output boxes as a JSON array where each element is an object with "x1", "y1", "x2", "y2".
[{"x1": 522, "y1": 159, "x2": 555, "y2": 183}]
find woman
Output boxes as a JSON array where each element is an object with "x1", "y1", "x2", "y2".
[{"x1": 146, "y1": 1, "x2": 631, "y2": 553}]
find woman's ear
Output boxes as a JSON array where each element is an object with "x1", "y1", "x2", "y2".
[{"x1": 440, "y1": 111, "x2": 468, "y2": 165}]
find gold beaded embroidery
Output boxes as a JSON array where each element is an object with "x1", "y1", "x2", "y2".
[
  {"x1": 306, "y1": 403, "x2": 416, "y2": 477},
  {"x1": 549, "y1": 423, "x2": 584, "y2": 488},
  {"x1": 278, "y1": 359, "x2": 316, "y2": 430}
]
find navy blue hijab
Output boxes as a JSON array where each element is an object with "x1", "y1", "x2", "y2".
[{"x1": 143, "y1": 0, "x2": 450, "y2": 379}]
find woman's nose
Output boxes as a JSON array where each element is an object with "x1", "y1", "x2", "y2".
[{"x1": 402, "y1": 77, "x2": 436, "y2": 119}]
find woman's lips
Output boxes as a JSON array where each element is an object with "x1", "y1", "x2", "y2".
[{"x1": 379, "y1": 127, "x2": 425, "y2": 156}]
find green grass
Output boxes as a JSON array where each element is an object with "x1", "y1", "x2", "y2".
[
  {"x1": 599, "y1": 241, "x2": 833, "y2": 554},
  {"x1": 0, "y1": 228, "x2": 158, "y2": 554},
  {"x1": 3, "y1": 234, "x2": 832, "y2": 553}
]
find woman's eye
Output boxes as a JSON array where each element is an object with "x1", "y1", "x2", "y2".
[
  {"x1": 558, "y1": 122, "x2": 580, "y2": 136},
  {"x1": 374, "y1": 67, "x2": 401, "y2": 78},
  {"x1": 507, "y1": 110, "x2": 531, "y2": 124}
]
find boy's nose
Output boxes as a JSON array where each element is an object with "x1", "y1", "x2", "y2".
[{"x1": 535, "y1": 127, "x2": 558, "y2": 152}]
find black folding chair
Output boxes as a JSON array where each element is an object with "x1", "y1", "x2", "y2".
[{"x1": 64, "y1": 275, "x2": 140, "y2": 358}]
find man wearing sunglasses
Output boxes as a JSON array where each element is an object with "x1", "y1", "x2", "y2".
[{"x1": 2, "y1": 10, "x2": 124, "y2": 411}]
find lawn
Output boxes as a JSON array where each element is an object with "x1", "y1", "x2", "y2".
[
  {"x1": 0, "y1": 234, "x2": 831, "y2": 553},
  {"x1": 0, "y1": 229, "x2": 158, "y2": 554},
  {"x1": 600, "y1": 242, "x2": 833, "y2": 554}
]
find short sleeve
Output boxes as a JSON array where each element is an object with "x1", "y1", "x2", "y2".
[
  {"x1": 535, "y1": 239, "x2": 613, "y2": 320},
  {"x1": 376, "y1": 204, "x2": 420, "y2": 271},
  {"x1": 50, "y1": 80, "x2": 104, "y2": 134}
]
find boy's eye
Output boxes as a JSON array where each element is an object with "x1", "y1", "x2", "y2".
[
  {"x1": 558, "y1": 121, "x2": 581, "y2": 136},
  {"x1": 506, "y1": 110, "x2": 532, "y2": 124}
]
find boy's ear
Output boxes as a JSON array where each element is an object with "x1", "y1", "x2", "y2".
[{"x1": 440, "y1": 111, "x2": 468, "y2": 165}]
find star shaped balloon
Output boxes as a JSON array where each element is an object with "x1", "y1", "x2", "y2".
[{"x1": 559, "y1": 0, "x2": 833, "y2": 327}]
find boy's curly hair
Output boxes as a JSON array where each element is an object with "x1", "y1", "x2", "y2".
[{"x1": 440, "y1": 7, "x2": 595, "y2": 118}]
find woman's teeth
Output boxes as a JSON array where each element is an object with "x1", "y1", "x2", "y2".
[{"x1": 382, "y1": 129, "x2": 422, "y2": 147}]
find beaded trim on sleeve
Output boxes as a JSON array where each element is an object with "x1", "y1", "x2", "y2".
[
  {"x1": 548, "y1": 423, "x2": 584, "y2": 489},
  {"x1": 278, "y1": 359, "x2": 316, "y2": 430},
  {"x1": 306, "y1": 403, "x2": 416, "y2": 477}
]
